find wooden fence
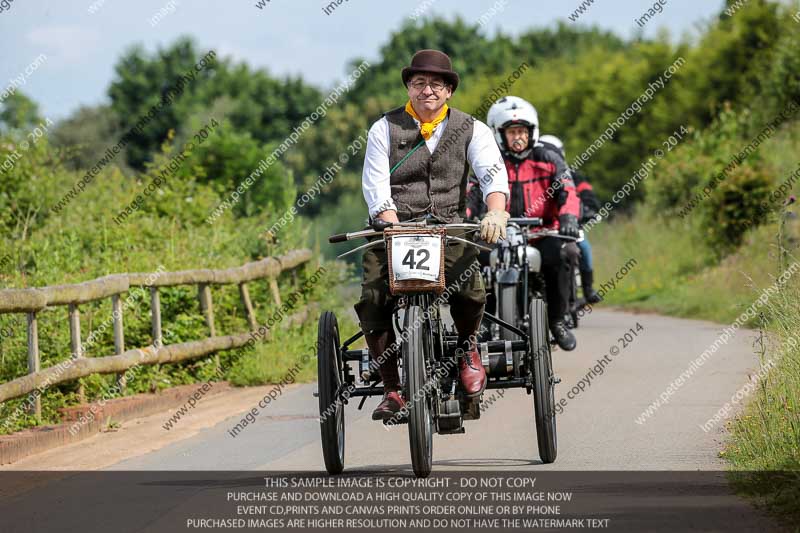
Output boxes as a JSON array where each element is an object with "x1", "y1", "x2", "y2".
[{"x1": 0, "y1": 249, "x2": 313, "y2": 418}]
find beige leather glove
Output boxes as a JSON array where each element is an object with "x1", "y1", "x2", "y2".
[{"x1": 480, "y1": 209, "x2": 509, "y2": 244}]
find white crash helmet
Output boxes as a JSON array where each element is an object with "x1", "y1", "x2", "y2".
[
  {"x1": 539, "y1": 134, "x2": 565, "y2": 159},
  {"x1": 487, "y1": 96, "x2": 540, "y2": 151}
]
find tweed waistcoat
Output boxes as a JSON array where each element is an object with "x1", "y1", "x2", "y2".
[{"x1": 384, "y1": 106, "x2": 474, "y2": 223}]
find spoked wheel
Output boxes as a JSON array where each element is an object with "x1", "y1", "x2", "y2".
[
  {"x1": 402, "y1": 304, "x2": 433, "y2": 478},
  {"x1": 528, "y1": 298, "x2": 557, "y2": 463},
  {"x1": 317, "y1": 311, "x2": 345, "y2": 474},
  {"x1": 498, "y1": 283, "x2": 520, "y2": 342}
]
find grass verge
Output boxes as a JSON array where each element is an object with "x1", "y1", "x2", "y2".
[
  {"x1": 589, "y1": 211, "x2": 800, "y2": 526},
  {"x1": 725, "y1": 271, "x2": 800, "y2": 527}
]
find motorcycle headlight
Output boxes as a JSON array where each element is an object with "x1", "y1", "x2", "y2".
[{"x1": 526, "y1": 246, "x2": 542, "y2": 273}]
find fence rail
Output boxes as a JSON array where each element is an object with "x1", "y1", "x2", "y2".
[{"x1": 0, "y1": 249, "x2": 313, "y2": 417}]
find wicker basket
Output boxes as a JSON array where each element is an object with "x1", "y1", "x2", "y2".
[{"x1": 385, "y1": 227, "x2": 446, "y2": 295}]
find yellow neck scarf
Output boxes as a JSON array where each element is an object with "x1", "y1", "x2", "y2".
[{"x1": 405, "y1": 101, "x2": 449, "y2": 140}]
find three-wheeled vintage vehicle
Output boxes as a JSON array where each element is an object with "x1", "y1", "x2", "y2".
[{"x1": 316, "y1": 217, "x2": 558, "y2": 478}]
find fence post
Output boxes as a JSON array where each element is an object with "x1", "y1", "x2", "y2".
[
  {"x1": 150, "y1": 287, "x2": 162, "y2": 348},
  {"x1": 269, "y1": 278, "x2": 282, "y2": 307},
  {"x1": 239, "y1": 282, "x2": 257, "y2": 331},
  {"x1": 26, "y1": 312, "x2": 41, "y2": 421},
  {"x1": 112, "y1": 294, "x2": 126, "y2": 390},
  {"x1": 198, "y1": 283, "x2": 219, "y2": 371},
  {"x1": 68, "y1": 303, "x2": 85, "y2": 403},
  {"x1": 198, "y1": 283, "x2": 216, "y2": 336}
]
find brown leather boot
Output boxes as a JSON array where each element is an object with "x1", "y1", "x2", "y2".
[
  {"x1": 364, "y1": 330, "x2": 404, "y2": 420},
  {"x1": 458, "y1": 340, "x2": 487, "y2": 398},
  {"x1": 372, "y1": 391, "x2": 406, "y2": 421}
]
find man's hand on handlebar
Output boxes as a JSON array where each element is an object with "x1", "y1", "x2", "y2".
[
  {"x1": 480, "y1": 209, "x2": 509, "y2": 244},
  {"x1": 480, "y1": 192, "x2": 510, "y2": 244},
  {"x1": 558, "y1": 214, "x2": 580, "y2": 238}
]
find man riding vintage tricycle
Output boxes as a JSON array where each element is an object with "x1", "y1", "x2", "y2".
[{"x1": 316, "y1": 50, "x2": 559, "y2": 477}]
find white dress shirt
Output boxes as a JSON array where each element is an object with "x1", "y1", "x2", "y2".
[{"x1": 362, "y1": 113, "x2": 509, "y2": 218}]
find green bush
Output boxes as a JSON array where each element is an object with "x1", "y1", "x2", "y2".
[
  {"x1": 698, "y1": 164, "x2": 773, "y2": 253},
  {"x1": 169, "y1": 118, "x2": 297, "y2": 219},
  {"x1": 646, "y1": 105, "x2": 776, "y2": 256},
  {"x1": 645, "y1": 132, "x2": 707, "y2": 213},
  {"x1": 0, "y1": 125, "x2": 345, "y2": 435}
]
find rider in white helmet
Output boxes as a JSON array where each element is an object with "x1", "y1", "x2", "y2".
[
  {"x1": 539, "y1": 134, "x2": 602, "y2": 304},
  {"x1": 487, "y1": 96, "x2": 540, "y2": 157},
  {"x1": 486, "y1": 96, "x2": 581, "y2": 351},
  {"x1": 538, "y1": 134, "x2": 564, "y2": 156}
]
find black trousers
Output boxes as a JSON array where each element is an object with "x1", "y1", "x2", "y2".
[{"x1": 532, "y1": 237, "x2": 579, "y2": 324}]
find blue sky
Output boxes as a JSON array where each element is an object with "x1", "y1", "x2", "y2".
[{"x1": 0, "y1": 0, "x2": 726, "y2": 120}]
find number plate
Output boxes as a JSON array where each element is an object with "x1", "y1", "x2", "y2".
[{"x1": 391, "y1": 235, "x2": 442, "y2": 282}]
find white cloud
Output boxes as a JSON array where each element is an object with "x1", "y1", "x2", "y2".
[{"x1": 26, "y1": 26, "x2": 101, "y2": 67}]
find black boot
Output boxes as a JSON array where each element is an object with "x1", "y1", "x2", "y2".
[
  {"x1": 581, "y1": 270, "x2": 601, "y2": 304},
  {"x1": 550, "y1": 320, "x2": 576, "y2": 351}
]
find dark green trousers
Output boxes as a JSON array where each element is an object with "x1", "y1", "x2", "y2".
[{"x1": 354, "y1": 240, "x2": 486, "y2": 334}]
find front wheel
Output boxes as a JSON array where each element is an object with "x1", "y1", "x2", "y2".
[
  {"x1": 317, "y1": 311, "x2": 345, "y2": 474},
  {"x1": 528, "y1": 299, "x2": 557, "y2": 463},
  {"x1": 498, "y1": 284, "x2": 520, "y2": 342},
  {"x1": 403, "y1": 305, "x2": 433, "y2": 478}
]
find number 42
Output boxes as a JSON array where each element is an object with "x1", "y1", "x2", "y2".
[{"x1": 402, "y1": 249, "x2": 430, "y2": 271}]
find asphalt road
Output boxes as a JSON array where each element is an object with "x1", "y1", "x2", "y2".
[
  {"x1": 110, "y1": 308, "x2": 758, "y2": 472},
  {"x1": 1, "y1": 309, "x2": 783, "y2": 532}
]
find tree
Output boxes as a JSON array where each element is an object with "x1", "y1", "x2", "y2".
[
  {"x1": 108, "y1": 37, "x2": 219, "y2": 169},
  {"x1": 170, "y1": 117, "x2": 296, "y2": 220},
  {"x1": 108, "y1": 36, "x2": 323, "y2": 171},
  {"x1": 342, "y1": 17, "x2": 502, "y2": 106},
  {"x1": 50, "y1": 105, "x2": 127, "y2": 171},
  {"x1": 680, "y1": 0, "x2": 781, "y2": 124},
  {"x1": 0, "y1": 92, "x2": 42, "y2": 131}
]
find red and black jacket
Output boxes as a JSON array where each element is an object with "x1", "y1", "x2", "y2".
[
  {"x1": 504, "y1": 144, "x2": 580, "y2": 230},
  {"x1": 573, "y1": 171, "x2": 601, "y2": 224},
  {"x1": 465, "y1": 175, "x2": 486, "y2": 220}
]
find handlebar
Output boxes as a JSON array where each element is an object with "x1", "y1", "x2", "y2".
[
  {"x1": 328, "y1": 218, "x2": 399, "y2": 243},
  {"x1": 527, "y1": 228, "x2": 584, "y2": 242},
  {"x1": 329, "y1": 218, "x2": 580, "y2": 245},
  {"x1": 328, "y1": 221, "x2": 488, "y2": 258},
  {"x1": 507, "y1": 217, "x2": 543, "y2": 227},
  {"x1": 371, "y1": 219, "x2": 393, "y2": 232},
  {"x1": 328, "y1": 222, "x2": 481, "y2": 243}
]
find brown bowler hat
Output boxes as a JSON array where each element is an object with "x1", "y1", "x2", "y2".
[{"x1": 401, "y1": 49, "x2": 460, "y2": 92}]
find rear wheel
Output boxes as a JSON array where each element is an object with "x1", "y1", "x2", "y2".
[
  {"x1": 528, "y1": 299, "x2": 557, "y2": 463},
  {"x1": 403, "y1": 305, "x2": 433, "y2": 478},
  {"x1": 498, "y1": 284, "x2": 520, "y2": 341},
  {"x1": 317, "y1": 311, "x2": 345, "y2": 474}
]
